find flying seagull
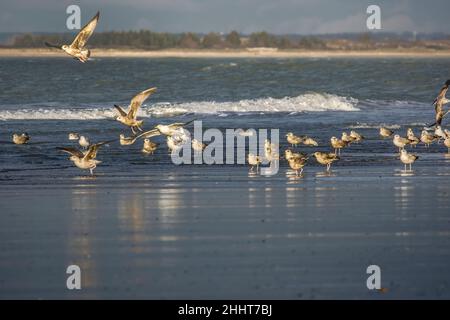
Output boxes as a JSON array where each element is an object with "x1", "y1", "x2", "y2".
[
  {"x1": 119, "y1": 128, "x2": 161, "y2": 146},
  {"x1": 45, "y1": 11, "x2": 100, "y2": 63},
  {"x1": 429, "y1": 79, "x2": 450, "y2": 127},
  {"x1": 57, "y1": 140, "x2": 112, "y2": 175},
  {"x1": 154, "y1": 119, "x2": 197, "y2": 136},
  {"x1": 114, "y1": 87, "x2": 157, "y2": 134}
]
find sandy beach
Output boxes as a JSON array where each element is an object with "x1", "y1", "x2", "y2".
[{"x1": 2, "y1": 48, "x2": 450, "y2": 58}]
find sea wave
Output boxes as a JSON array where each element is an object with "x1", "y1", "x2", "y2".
[{"x1": 0, "y1": 93, "x2": 359, "y2": 120}]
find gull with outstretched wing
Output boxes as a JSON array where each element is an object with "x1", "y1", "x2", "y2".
[
  {"x1": 114, "y1": 87, "x2": 157, "y2": 134},
  {"x1": 45, "y1": 11, "x2": 100, "y2": 63},
  {"x1": 57, "y1": 140, "x2": 112, "y2": 175}
]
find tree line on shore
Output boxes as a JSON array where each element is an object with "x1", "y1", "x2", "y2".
[
  {"x1": 9, "y1": 30, "x2": 327, "y2": 49},
  {"x1": 8, "y1": 30, "x2": 450, "y2": 50}
]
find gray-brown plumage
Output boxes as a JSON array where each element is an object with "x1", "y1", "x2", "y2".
[
  {"x1": 287, "y1": 156, "x2": 308, "y2": 176},
  {"x1": 12, "y1": 133, "x2": 30, "y2": 145},
  {"x1": 114, "y1": 87, "x2": 157, "y2": 134},
  {"x1": 430, "y1": 79, "x2": 450, "y2": 127},
  {"x1": 45, "y1": 11, "x2": 100, "y2": 63},
  {"x1": 313, "y1": 152, "x2": 340, "y2": 172},
  {"x1": 57, "y1": 140, "x2": 112, "y2": 175}
]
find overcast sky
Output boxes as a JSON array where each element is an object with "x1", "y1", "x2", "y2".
[{"x1": 1, "y1": 0, "x2": 449, "y2": 34}]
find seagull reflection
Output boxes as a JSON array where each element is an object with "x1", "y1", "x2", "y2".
[
  {"x1": 68, "y1": 188, "x2": 98, "y2": 292},
  {"x1": 315, "y1": 171, "x2": 336, "y2": 178}
]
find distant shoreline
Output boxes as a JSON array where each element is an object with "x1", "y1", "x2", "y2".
[{"x1": 1, "y1": 48, "x2": 450, "y2": 58}]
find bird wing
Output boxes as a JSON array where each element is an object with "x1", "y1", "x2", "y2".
[
  {"x1": 127, "y1": 87, "x2": 157, "y2": 119},
  {"x1": 433, "y1": 84, "x2": 449, "y2": 105},
  {"x1": 57, "y1": 147, "x2": 84, "y2": 158},
  {"x1": 135, "y1": 128, "x2": 161, "y2": 140},
  {"x1": 83, "y1": 140, "x2": 113, "y2": 160},
  {"x1": 70, "y1": 11, "x2": 100, "y2": 49},
  {"x1": 114, "y1": 104, "x2": 127, "y2": 117}
]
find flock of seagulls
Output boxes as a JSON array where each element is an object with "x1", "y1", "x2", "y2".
[{"x1": 8, "y1": 11, "x2": 450, "y2": 177}]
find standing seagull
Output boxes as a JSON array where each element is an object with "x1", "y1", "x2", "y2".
[
  {"x1": 45, "y1": 11, "x2": 100, "y2": 63},
  {"x1": 114, "y1": 87, "x2": 157, "y2": 134},
  {"x1": 313, "y1": 152, "x2": 340, "y2": 172},
  {"x1": 406, "y1": 128, "x2": 419, "y2": 148},
  {"x1": 78, "y1": 135, "x2": 90, "y2": 149},
  {"x1": 400, "y1": 149, "x2": 418, "y2": 172},
  {"x1": 57, "y1": 141, "x2": 111, "y2": 176},
  {"x1": 429, "y1": 79, "x2": 450, "y2": 127}
]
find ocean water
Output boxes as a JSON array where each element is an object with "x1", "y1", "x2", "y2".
[
  {"x1": 0, "y1": 57, "x2": 449, "y2": 179},
  {"x1": 1, "y1": 57, "x2": 450, "y2": 299}
]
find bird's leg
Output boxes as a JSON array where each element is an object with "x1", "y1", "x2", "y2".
[
  {"x1": 334, "y1": 148, "x2": 337, "y2": 155},
  {"x1": 299, "y1": 168, "x2": 303, "y2": 176},
  {"x1": 404, "y1": 164, "x2": 407, "y2": 172},
  {"x1": 326, "y1": 164, "x2": 331, "y2": 172},
  {"x1": 137, "y1": 126, "x2": 144, "y2": 132}
]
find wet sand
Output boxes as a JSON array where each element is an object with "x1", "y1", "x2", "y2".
[
  {"x1": 1, "y1": 164, "x2": 450, "y2": 299},
  {"x1": 2, "y1": 48, "x2": 450, "y2": 58}
]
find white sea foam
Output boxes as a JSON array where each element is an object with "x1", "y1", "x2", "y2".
[
  {"x1": 349, "y1": 123, "x2": 401, "y2": 129},
  {"x1": 0, "y1": 93, "x2": 359, "y2": 120}
]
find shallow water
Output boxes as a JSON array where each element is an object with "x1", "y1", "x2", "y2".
[{"x1": 0, "y1": 57, "x2": 450, "y2": 299}]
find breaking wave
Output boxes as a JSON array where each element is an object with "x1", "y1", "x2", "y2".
[{"x1": 0, "y1": 93, "x2": 359, "y2": 120}]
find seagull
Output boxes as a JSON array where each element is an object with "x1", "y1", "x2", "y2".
[
  {"x1": 444, "y1": 135, "x2": 450, "y2": 153},
  {"x1": 167, "y1": 135, "x2": 185, "y2": 153},
  {"x1": 406, "y1": 128, "x2": 419, "y2": 148},
  {"x1": 302, "y1": 137, "x2": 319, "y2": 147},
  {"x1": 393, "y1": 134, "x2": 411, "y2": 152},
  {"x1": 420, "y1": 130, "x2": 437, "y2": 147},
  {"x1": 350, "y1": 130, "x2": 364, "y2": 143},
  {"x1": 248, "y1": 153, "x2": 262, "y2": 172},
  {"x1": 45, "y1": 12, "x2": 100, "y2": 63},
  {"x1": 400, "y1": 149, "x2": 418, "y2": 172},
  {"x1": 429, "y1": 79, "x2": 450, "y2": 127},
  {"x1": 264, "y1": 139, "x2": 279, "y2": 162},
  {"x1": 114, "y1": 87, "x2": 157, "y2": 134},
  {"x1": 287, "y1": 157, "x2": 308, "y2": 176},
  {"x1": 380, "y1": 127, "x2": 394, "y2": 138},
  {"x1": 12, "y1": 133, "x2": 30, "y2": 145},
  {"x1": 285, "y1": 149, "x2": 308, "y2": 161},
  {"x1": 435, "y1": 126, "x2": 447, "y2": 143},
  {"x1": 78, "y1": 135, "x2": 90, "y2": 149},
  {"x1": 341, "y1": 132, "x2": 356, "y2": 145},
  {"x1": 142, "y1": 138, "x2": 159, "y2": 154},
  {"x1": 57, "y1": 140, "x2": 111, "y2": 175},
  {"x1": 313, "y1": 152, "x2": 340, "y2": 172},
  {"x1": 154, "y1": 119, "x2": 196, "y2": 136},
  {"x1": 330, "y1": 136, "x2": 347, "y2": 155},
  {"x1": 192, "y1": 139, "x2": 206, "y2": 153},
  {"x1": 286, "y1": 132, "x2": 303, "y2": 147},
  {"x1": 68, "y1": 133, "x2": 80, "y2": 141},
  {"x1": 119, "y1": 128, "x2": 160, "y2": 146}
]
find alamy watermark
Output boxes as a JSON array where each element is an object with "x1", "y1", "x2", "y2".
[
  {"x1": 66, "y1": 5, "x2": 81, "y2": 30},
  {"x1": 66, "y1": 264, "x2": 81, "y2": 290},
  {"x1": 366, "y1": 5, "x2": 381, "y2": 30}
]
